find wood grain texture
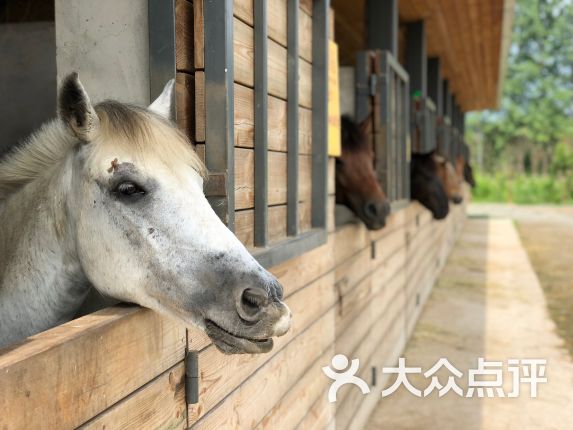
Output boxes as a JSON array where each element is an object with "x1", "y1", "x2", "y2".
[
  {"x1": 194, "y1": 0, "x2": 204, "y2": 69},
  {"x1": 189, "y1": 308, "x2": 336, "y2": 429},
  {"x1": 234, "y1": 148, "x2": 312, "y2": 210},
  {"x1": 79, "y1": 363, "x2": 186, "y2": 430},
  {"x1": 187, "y1": 273, "x2": 336, "y2": 424},
  {"x1": 0, "y1": 307, "x2": 186, "y2": 430},
  {"x1": 194, "y1": 71, "x2": 205, "y2": 142},
  {"x1": 176, "y1": 72, "x2": 195, "y2": 142},
  {"x1": 332, "y1": 0, "x2": 507, "y2": 110},
  {"x1": 176, "y1": 0, "x2": 194, "y2": 73}
]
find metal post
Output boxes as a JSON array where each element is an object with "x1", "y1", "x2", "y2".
[
  {"x1": 366, "y1": 0, "x2": 398, "y2": 57},
  {"x1": 405, "y1": 21, "x2": 427, "y2": 97},
  {"x1": 204, "y1": 0, "x2": 235, "y2": 229},
  {"x1": 428, "y1": 58, "x2": 442, "y2": 115},
  {"x1": 311, "y1": 0, "x2": 329, "y2": 229},
  {"x1": 254, "y1": 0, "x2": 268, "y2": 246},
  {"x1": 287, "y1": 0, "x2": 300, "y2": 237}
]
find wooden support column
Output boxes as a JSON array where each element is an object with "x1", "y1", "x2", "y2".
[
  {"x1": 428, "y1": 58, "x2": 442, "y2": 114},
  {"x1": 366, "y1": 0, "x2": 398, "y2": 57},
  {"x1": 406, "y1": 21, "x2": 427, "y2": 97}
]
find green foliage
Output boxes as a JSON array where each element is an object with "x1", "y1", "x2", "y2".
[
  {"x1": 473, "y1": 173, "x2": 573, "y2": 204},
  {"x1": 467, "y1": 0, "x2": 573, "y2": 174}
]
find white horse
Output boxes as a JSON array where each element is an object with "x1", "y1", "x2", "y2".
[{"x1": 0, "y1": 73, "x2": 291, "y2": 353}]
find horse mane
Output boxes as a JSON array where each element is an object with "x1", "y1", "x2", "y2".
[
  {"x1": 0, "y1": 101, "x2": 206, "y2": 200},
  {"x1": 340, "y1": 115, "x2": 368, "y2": 152}
]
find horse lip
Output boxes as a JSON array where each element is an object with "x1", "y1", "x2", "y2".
[{"x1": 205, "y1": 319, "x2": 274, "y2": 354}]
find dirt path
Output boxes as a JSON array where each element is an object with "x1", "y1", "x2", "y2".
[{"x1": 365, "y1": 213, "x2": 573, "y2": 430}]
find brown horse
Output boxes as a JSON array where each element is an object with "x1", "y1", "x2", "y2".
[
  {"x1": 336, "y1": 116, "x2": 390, "y2": 230},
  {"x1": 410, "y1": 151, "x2": 450, "y2": 219},
  {"x1": 456, "y1": 155, "x2": 476, "y2": 188},
  {"x1": 434, "y1": 154, "x2": 463, "y2": 204}
]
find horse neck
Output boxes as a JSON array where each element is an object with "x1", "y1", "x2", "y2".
[{"x1": 0, "y1": 160, "x2": 89, "y2": 347}]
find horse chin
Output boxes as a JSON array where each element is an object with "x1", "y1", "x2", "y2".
[{"x1": 204, "y1": 319, "x2": 274, "y2": 354}]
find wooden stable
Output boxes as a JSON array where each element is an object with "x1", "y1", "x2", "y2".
[{"x1": 0, "y1": 0, "x2": 511, "y2": 429}]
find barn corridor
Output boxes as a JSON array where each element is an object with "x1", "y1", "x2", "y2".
[{"x1": 365, "y1": 215, "x2": 573, "y2": 430}]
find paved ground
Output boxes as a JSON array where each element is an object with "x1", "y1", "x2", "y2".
[{"x1": 366, "y1": 206, "x2": 573, "y2": 430}]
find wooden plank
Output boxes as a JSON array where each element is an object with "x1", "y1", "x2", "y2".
[
  {"x1": 299, "y1": 7, "x2": 313, "y2": 63},
  {"x1": 234, "y1": 84, "x2": 312, "y2": 153},
  {"x1": 194, "y1": 71, "x2": 205, "y2": 142},
  {"x1": 234, "y1": 16, "x2": 311, "y2": 104},
  {"x1": 300, "y1": 0, "x2": 313, "y2": 16},
  {"x1": 299, "y1": 58, "x2": 313, "y2": 108},
  {"x1": 79, "y1": 363, "x2": 186, "y2": 430},
  {"x1": 234, "y1": 17, "x2": 287, "y2": 100},
  {"x1": 234, "y1": 148, "x2": 312, "y2": 210},
  {"x1": 0, "y1": 307, "x2": 186, "y2": 430},
  {"x1": 187, "y1": 273, "x2": 336, "y2": 424},
  {"x1": 255, "y1": 345, "x2": 335, "y2": 430},
  {"x1": 270, "y1": 239, "x2": 334, "y2": 294},
  {"x1": 193, "y1": 0, "x2": 204, "y2": 69},
  {"x1": 190, "y1": 308, "x2": 336, "y2": 429},
  {"x1": 176, "y1": 73, "x2": 195, "y2": 142},
  {"x1": 176, "y1": 0, "x2": 194, "y2": 73}
]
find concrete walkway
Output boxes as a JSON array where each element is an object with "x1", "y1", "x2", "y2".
[{"x1": 366, "y1": 217, "x2": 573, "y2": 430}]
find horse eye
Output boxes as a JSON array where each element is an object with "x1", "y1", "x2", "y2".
[{"x1": 115, "y1": 182, "x2": 145, "y2": 196}]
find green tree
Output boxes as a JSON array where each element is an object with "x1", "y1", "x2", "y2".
[{"x1": 468, "y1": 0, "x2": 573, "y2": 174}]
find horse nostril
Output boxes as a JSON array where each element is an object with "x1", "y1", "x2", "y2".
[
  {"x1": 364, "y1": 201, "x2": 379, "y2": 219},
  {"x1": 239, "y1": 287, "x2": 269, "y2": 321}
]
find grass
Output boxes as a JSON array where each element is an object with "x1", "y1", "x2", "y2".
[
  {"x1": 472, "y1": 173, "x2": 573, "y2": 204},
  {"x1": 516, "y1": 219, "x2": 573, "y2": 359}
]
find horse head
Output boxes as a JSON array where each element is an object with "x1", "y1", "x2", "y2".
[
  {"x1": 410, "y1": 152, "x2": 450, "y2": 219},
  {"x1": 335, "y1": 116, "x2": 390, "y2": 230},
  {"x1": 50, "y1": 74, "x2": 291, "y2": 353}
]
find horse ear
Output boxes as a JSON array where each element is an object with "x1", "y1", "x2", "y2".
[
  {"x1": 58, "y1": 72, "x2": 100, "y2": 142},
  {"x1": 148, "y1": 79, "x2": 175, "y2": 120}
]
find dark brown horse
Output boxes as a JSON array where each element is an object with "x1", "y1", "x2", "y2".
[
  {"x1": 410, "y1": 151, "x2": 450, "y2": 220},
  {"x1": 456, "y1": 155, "x2": 476, "y2": 188},
  {"x1": 336, "y1": 116, "x2": 390, "y2": 230}
]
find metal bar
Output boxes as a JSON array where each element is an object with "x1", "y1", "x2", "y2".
[
  {"x1": 311, "y1": 0, "x2": 329, "y2": 229},
  {"x1": 404, "y1": 74, "x2": 411, "y2": 200},
  {"x1": 286, "y1": 0, "x2": 300, "y2": 237},
  {"x1": 254, "y1": 0, "x2": 268, "y2": 246},
  {"x1": 427, "y1": 58, "x2": 442, "y2": 115},
  {"x1": 204, "y1": 0, "x2": 235, "y2": 229},
  {"x1": 355, "y1": 51, "x2": 371, "y2": 124},
  {"x1": 148, "y1": 0, "x2": 176, "y2": 106},
  {"x1": 405, "y1": 21, "x2": 427, "y2": 97},
  {"x1": 379, "y1": 52, "x2": 391, "y2": 196},
  {"x1": 366, "y1": 0, "x2": 398, "y2": 57},
  {"x1": 254, "y1": 229, "x2": 327, "y2": 268}
]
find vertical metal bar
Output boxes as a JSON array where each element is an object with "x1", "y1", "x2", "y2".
[
  {"x1": 311, "y1": 0, "x2": 329, "y2": 229},
  {"x1": 254, "y1": 0, "x2": 268, "y2": 246},
  {"x1": 405, "y1": 21, "x2": 427, "y2": 97},
  {"x1": 379, "y1": 53, "x2": 390, "y2": 197},
  {"x1": 366, "y1": 0, "x2": 398, "y2": 57},
  {"x1": 148, "y1": 0, "x2": 176, "y2": 105},
  {"x1": 204, "y1": 0, "x2": 235, "y2": 229},
  {"x1": 355, "y1": 52, "x2": 371, "y2": 124},
  {"x1": 287, "y1": 0, "x2": 300, "y2": 236},
  {"x1": 404, "y1": 75, "x2": 411, "y2": 200},
  {"x1": 427, "y1": 58, "x2": 442, "y2": 115}
]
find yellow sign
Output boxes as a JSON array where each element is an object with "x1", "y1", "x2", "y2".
[{"x1": 328, "y1": 40, "x2": 341, "y2": 157}]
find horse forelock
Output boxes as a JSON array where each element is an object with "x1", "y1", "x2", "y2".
[
  {"x1": 0, "y1": 101, "x2": 206, "y2": 200},
  {"x1": 340, "y1": 116, "x2": 369, "y2": 152}
]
